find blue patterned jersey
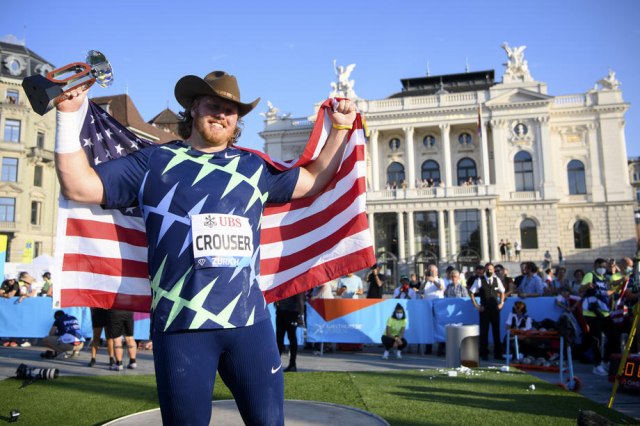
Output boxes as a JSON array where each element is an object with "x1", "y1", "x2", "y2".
[{"x1": 96, "y1": 142, "x2": 299, "y2": 333}]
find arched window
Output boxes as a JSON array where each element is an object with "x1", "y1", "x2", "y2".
[
  {"x1": 421, "y1": 160, "x2": 440, "y2": 183},
  {"x1": 574, "y1": 220, "x2": 591, "y2": 249},
  {"x1": 567, "y1": 160, "x2": 587, "y2": 195},
  {"x1": 457, "y1": 158, "x2": 477, "y2": 185},
  {"x1": 520, "y1": 219, "x2": 538, "y2": 249},
  {"x1": 514, "y1": 151, "x2": 534, "y2": 191},
  {"x1": 387, "y1": 162, "x2": 405, "y2": 187}
]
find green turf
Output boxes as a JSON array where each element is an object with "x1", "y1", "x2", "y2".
[{"x1": 0, "y1": 368, "x2": 633, "y2": 425}]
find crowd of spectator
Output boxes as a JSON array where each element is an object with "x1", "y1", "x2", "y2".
[{"x1": 311, "y1": 253, "x2": 638, "y2": 376}]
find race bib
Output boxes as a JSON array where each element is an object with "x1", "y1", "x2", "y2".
[{"x1": 191, "y1": 213, "x2": 253, "y2": 269}]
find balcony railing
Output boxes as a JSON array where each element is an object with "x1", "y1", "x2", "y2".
[
  {"x1": 368, "y1": 185, "x2": 496, "y2": 201},
  {"x1": 509, "y1": 191, "x2": 541, "y2": 201},
  {"x1": 0, "y1": 221, "x2": 18, "y2": 231},
  {"x1": 27, "y1": 147, "x2": 55, "y2": 163}
]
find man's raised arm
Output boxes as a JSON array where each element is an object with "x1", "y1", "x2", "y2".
[
  {"x1": 54, "y1": 90, "x2": 105, "y2": 204},
  {"x1": 292, "y1": 98, "x2": 356, "y2": 199}
]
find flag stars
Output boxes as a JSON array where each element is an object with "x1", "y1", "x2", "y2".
[
  {"x1": 104, "y1": 128, "x2": 113, "y2": 139},
  {"x1": 82, "y1": 138, "x2": 94, "y2": 148},
  {"x1": 115, "y1": 144, "x2": 124, "y2": 156}
]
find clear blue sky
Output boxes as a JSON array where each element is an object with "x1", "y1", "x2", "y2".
[{"x1": 3, "y1": 0, "x2": 640, "y2": 156}]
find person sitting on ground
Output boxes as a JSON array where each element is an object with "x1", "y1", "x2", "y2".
[
  {"x1": 106, "y1": 309, "x2": 137, "y2": 371},
  {"x1": 39, "y1": 272, "x2": 53, "y2": 297},
  {"x1": 393, "y1": 276, "x2": 416, "y2": 299},
  {"x1": 42, "y1": 310, "x2": 85, "y2": 359},
  {"x1": 505, "y1": 301, "x2": 533, "y2": 360},
  {"x1": 381, "y1": 303, "x2": 408, "y2": 359}
]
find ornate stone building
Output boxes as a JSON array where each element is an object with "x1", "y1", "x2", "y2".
[
  {"x1": 0, "y1": 40, "x2": 58, "y2": 261},
  {"x1": 261, "y1": 44, "x2": 636, "y2": 269}
]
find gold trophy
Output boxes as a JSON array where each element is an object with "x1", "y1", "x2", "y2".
[{"x1": 22, "y1": 50, "x2": 113, "y2": 115}]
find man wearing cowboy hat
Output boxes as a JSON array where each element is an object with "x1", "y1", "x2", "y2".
[{"x1": 53, "y1": 70, "x2": 356, "y2": 425}]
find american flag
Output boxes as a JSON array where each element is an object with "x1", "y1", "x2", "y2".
[{"x1": 53, "y1": 99, "x2": 375, "y2": 311}]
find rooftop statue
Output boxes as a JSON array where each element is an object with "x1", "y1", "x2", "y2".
[
  {"x1": 501, "y1": 42, "x2": 533, "y2": 83},
  {"x1": 330, "y1": 60, "x2": 358, "y2": 99},
  {"x1": 597, "y1": 69, "x2": 621, "y2": 90}
]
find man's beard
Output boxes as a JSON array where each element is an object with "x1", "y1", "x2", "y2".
[{"x1": 194, "y1": 116, "x2": 235, "y2": 146}]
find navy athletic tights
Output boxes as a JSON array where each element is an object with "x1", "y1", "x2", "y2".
[{"x1": 152, "y1": 319, "x2": 284, "y2": 425}]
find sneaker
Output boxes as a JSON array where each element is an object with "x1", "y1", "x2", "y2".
[
  {"x1": 2, "y1": 341, "x2": 10, "y2": 347},
  {"x1": 127, "y1": 362, "x2": 137, "y2": 370},
  {"x1": 88, "y1": 358, "x2": 96, "y2": 367},
  {"x1": 19, "y1": 341, "x2": 31, "y2": 348},
  {"x1": 284, "y1": 365, "x2": 297, "y2": 372},
  {"x1": 396, "y1": 350, "x2": 402, "y2": 359},
  {"x1": 109, "y1": 357, "x2": 115, "y2": 367},
  {"x1": 593, "y1": 364, "x2": 608, "y2": 376},
  {"x1": 110, "y1": 364, "x2": 124, "y2": 371},
  {"x1": 9, "y1": 342, "x2": 17, "y2": 347},
  {"x1": 382, "y1": 350, "x2": 389, "y2": 360}
]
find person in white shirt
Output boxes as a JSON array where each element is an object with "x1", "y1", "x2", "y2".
[
  {"x1": 470, "y1": 263, "x2": 505, "y2": 361},
  {"x1": 421, "y1": 264, "x2": 445, "y2": 300}
]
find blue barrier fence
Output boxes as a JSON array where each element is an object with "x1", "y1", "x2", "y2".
[{"x1": 0, "y1": 297, "x2": 562, "y2": 344}]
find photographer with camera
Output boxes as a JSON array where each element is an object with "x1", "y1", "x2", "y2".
[
  {"x1": 580, "y1": 258, "x2": 615, "y2": 376},
  {"x1": 366, "y1": 264, "x2": 384, "y2": 299},
  {"x1": 41, "y1": 310, "x2": 85, "y2": 359},
  {"x1": 275, "y1": 292, "x2": 305, "y2": 372}
]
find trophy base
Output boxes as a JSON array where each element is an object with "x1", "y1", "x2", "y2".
[{"x1": 22, "y1": 74, "x2": 64, "y2": 116}]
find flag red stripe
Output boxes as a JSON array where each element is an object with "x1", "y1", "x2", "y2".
[
  {"x1": 63, "y1": 253, "x2": 149, "y2": 278},
  {"x1": 261, "y1": 176, "x2": 366, "y2": 243},
  {"x1": 66, "y1": 218, "x2": 147, "y2": 247},
  {"x1": 260, "y1": 212, "x2": 370, "y2": 275},
  {"x1": 60, "y1": 288, "x2": 151, "y2": 311},
  {"x1": 263, "y1": 246, "x2": 374, "y2": 303},
  {"x1": 264, "y1": 144, "x2": 364, "y2": 215}
]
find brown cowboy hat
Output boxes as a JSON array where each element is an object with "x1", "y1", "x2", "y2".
[{"x1": 174, "y1": 70, "x2": 260, "y2": 117}]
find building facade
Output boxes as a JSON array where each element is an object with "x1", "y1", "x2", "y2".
[
  {"x1": 0, "y1": 41, "x2": 58, "y2": 262},
  {"x1": 261, "y1": 45, "x2": 636, "y2": 271}
]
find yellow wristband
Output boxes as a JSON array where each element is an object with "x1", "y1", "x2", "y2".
[{"x1": 332, "y1": 123, "x2": 352, "y2": 131}]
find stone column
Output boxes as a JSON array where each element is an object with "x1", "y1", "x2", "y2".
[
  {"x1": 586, "y1": 123, "x2": 604, "y2": 202},
  {"x1": 368, "y1": 212, "x2": 376, "y2": 254},
  {"x1": 479, "y1": 208, "x2": 489, "y2": 262},
  {"x1": 479, "y1": 108, "x2": 490, "y2": 184},
  {"x1": 404, "y1": 126, "x2": 415, "y2": 188},
  {"x1": 370, "y1": 129, "x2": 380, "y2": 191},
  {"x1": 407, "y1": 210, "x2": 415, "y2": 261},
  {"x1": 448, "y1": 209, "x2": 456, "y2": 261},
  {"x1": 438, "y1": 210, "x2": 447, "y2": 261},
  {"x1": 489, "y1": 208, "x2": 499, "y2": 261},
  {"x1": 440, "y1": 123, "x2": 452, "y2": 187},
  {"x1": 397, "y1": 211, "x2": 405, "y2": 262},
  {"x1": 537, "y1": 116, "x2": 557, "y2": 199},
  {"x1": 490, "y1": 120, "x2": 508, "y2": 197}
]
